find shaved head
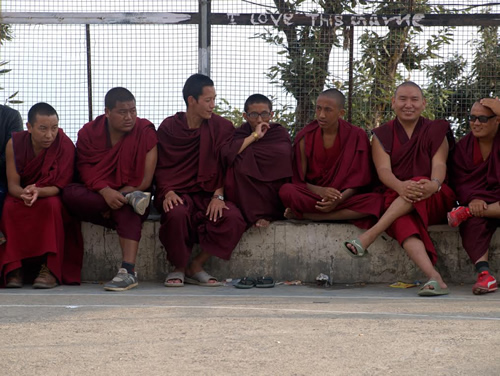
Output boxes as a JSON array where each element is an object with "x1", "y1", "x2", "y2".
[{"x1": 318, "y1": 89, "x2": 345, "y2": 109}]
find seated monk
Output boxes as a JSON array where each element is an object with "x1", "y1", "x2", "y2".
[
  {"x1": 155, "y1": 73, "x2": 247, "y2": 287},
  {"x1": 343, "y1": 81, "x2": 456, "y2": 296},
  {"x1": 62, "y1": 87, "x2": 158, "y2": 292},
  {"x1": 448, "y1": 97, "x2": 500, "y2": 295},
  {"x1": 279, "y1": 89, "x2": 383, "y2": 227},
  {"x1": 223, "y1": 94, "x2": 293, "y2": 228},
  {"x1": 1, "y1": 102, "x2": 83, "y2": 288}
]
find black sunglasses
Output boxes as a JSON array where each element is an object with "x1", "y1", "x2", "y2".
[{"x1": 468, "y1": 115, "x2": 496, "y2": 123}]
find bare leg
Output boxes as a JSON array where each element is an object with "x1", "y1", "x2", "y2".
[
  {"x1": 303, "y1": 209, "x2": 367, "y2": 221},
  {"x1": 284, "y1": 208, "x2": 298, "y2": 219},
  {"x1": 348, "y1": 197, "x2": 414, "y2": 253},
  {"x1": 119, "y1": 237, "x2": 139, "y2": 264},
  {"x1": 402, "y1": 236, "x2": 447, "y2": 289},
  {"x1": 255, "y1": 219, "x2": 270, "y2": 227},
  {"x1": 475, "y1": 252, "x2": 489, "y2": 264},
  {"x1": 186, "y1": 250, "x2": 218, "y2": 284}
]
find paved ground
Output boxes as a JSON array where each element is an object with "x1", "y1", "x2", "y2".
[{"x1": 1, "y1": 281, "x2": 499, "y2": 376}]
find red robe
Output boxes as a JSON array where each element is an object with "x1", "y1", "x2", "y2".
[
  {"x1": 63, "y1": 115, "x2": 157, "y2": 242},
  {"x1": 449, "y1": 130, "x2": 500, "y2": 263},
  {"x1": 76, "y1": 114, "x2": 157, "y2": 191},
  {"x1": 279, "y1": 119, "x2": 383, "y2": 228},
  {"x1": 0, "y1": 129, "x2": 83, "y2": 285},
  {"x1": 372, "y1": 117, "x2": 456, "y2": 265},
  {"x1": 223, "y1": 122, "x2": 293, "y2": 227},
  {"x1": 155, "y1": 112, "x2": 246, "y2": 268}
]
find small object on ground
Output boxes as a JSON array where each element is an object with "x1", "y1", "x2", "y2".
[
  {"x1": 417, "y1": 279, "x2": 449, "y2": 296},
  {"x1": 315, "y1": 273, "x2": 331, "y2": 286},
  {"x1": 255, "y1": 276, "x2": 275, "y2": 288},
  {"x1": 164, "y1": 271, "x2": 185, "y2": 287},
  {"x1": 389, "y1": 281, "x2": 418, "y2": 288},
  {"x1": 235, "y1": 276, "x2": 257, "y2": 289},
  {"x1": 284, "y1": 280, "x2": 302, "y2": 285},
  {"x1": 185, "y1": 271, "x2": 222, "y2": 287}
]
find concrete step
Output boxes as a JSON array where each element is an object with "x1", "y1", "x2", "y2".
[{"x1": 81, "y1": 220, "x2": 499, "y2": 284}]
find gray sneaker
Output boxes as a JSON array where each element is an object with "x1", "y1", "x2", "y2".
[
  {"x1": 125, "y1": 191, "x2": 151, "y2": 215},
  {"x1": 104, "y1": 268, "x2": 138, "y2": 291}
]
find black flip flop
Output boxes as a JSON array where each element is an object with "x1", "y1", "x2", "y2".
[
  {"x1": 255, "y1": 276, "x2": 275, "y2": 288},
  {"x1": 235, "y1": 277, "x2": 257, "y2": 289}
]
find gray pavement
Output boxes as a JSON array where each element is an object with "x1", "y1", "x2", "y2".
[{"x1": 1, "y1": 282, "x2": 500, "y2": 375}]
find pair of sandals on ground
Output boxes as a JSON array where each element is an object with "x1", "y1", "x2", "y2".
[{"x1": 343, "y1": 238, "x2": 449, "y2": 296}]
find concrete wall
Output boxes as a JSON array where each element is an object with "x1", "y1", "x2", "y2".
[{"x1": 81, "y1": 220, "x2": 500, "y2": 284}]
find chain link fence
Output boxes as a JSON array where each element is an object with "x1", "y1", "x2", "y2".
[{"x1": 1, "y1": 0, "x2": 499, "y2": 140}]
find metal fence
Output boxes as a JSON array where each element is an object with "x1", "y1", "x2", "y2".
[{"x1": 1, "y1": 0, "x2": 499, "y2": 141}]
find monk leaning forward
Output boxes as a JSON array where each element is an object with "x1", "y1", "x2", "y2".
[
  {"x1": 279, "y1": 89, "x2": 383, "y2": 227},
  {"x1": 63, "y1": 87, "x2": 158, "y2": 292},
  {"x1": 448, "y1": 98, "x2": 500, "y2": 295},
  {"x1": 155, "y1": 73, "x2": 246, "y2": 287},
  {"x1": 1, "y1": 103, "x2": 83, "y2": 288},
  {"x1": 223, "y1": 94, "x2": 293, "y2": 228},
  {"x1": 343, "y1": 81, "x2": 456, "y2": 296}
]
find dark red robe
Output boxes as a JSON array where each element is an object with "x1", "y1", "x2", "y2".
[
  {"x1": 279, "y1": 119, "x2": 383, "y2": 228},
  {"x1": 223, "y1": 122, "x2": 293, "y2": 227},
  {"x1": 154, "y1": 112, "x2": 246, "y2": 268},
  {"x1": 372, "y1": 117, "x2": 456, "y2": 265},
  {"x1": 63, "y1": 115, "x2": 157, "y2": 241},
  {"x1": 449, "y1": 130, "x2": 500, "y2": 263},
  {"x1": 0, "y1": 129, "x2": 83, "y2": 285}
]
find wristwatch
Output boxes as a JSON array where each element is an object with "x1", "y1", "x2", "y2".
[
  {"x1": 212, "y1": 194, "x2": 224, "y2": 201},
  {"x1": 431, "y1": 178, "x2": 442, "y2": 193}
]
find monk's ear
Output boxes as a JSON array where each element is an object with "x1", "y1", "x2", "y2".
[
  {"x1": 391, "y1": 96, "x2": 396, "y2": 109},
  {"x1": 104, "y1": 107, "x2": 111, "y2": 118},
  {"x1": 243, "y1": 112, "x2": 248, "y2": 122},
  {"x1": 187, "y1": 95, "x2": 197, "y2": 108},
  {"x1": 339, "y1": 108, "x2": 346, "y2": 118},
  {"x1": 26, "y1": 122, "x2": 33, "y2": 133}
]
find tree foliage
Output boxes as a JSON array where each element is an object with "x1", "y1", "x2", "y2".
[{"x1": 0, "y1": 24, "x2": 22, "y2": 105}]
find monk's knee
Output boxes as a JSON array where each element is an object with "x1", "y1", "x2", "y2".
[
  {"x1": 278, "y1": 183, "x2": 297, "y2": 206},
  {"x1": 161, "y1": 203, "x2": 190, "y2": 224}
]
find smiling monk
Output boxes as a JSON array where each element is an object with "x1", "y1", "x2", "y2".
[
  {"x1": 448, "y1": 98, "x2": 500, "y2": 295},
  {"x1": 343, "y1": 82, "x2": 456, "y2": 297}
]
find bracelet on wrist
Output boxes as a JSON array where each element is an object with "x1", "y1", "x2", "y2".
[{"x1": 251, "y1": 132, "x2": 259, "y2": 141}]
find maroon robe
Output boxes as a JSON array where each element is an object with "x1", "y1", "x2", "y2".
[
  {"x1": 279, "y1": 119, "x2": 383, "y2": 228},
  {"x1": 449, "y1": 130, "x2": 500, "y2": 263},
  {"x1": 372, "y1": 117, "x2": 456, "y2": 265},
  {"x1": 154, "y1": 112, "x2": 246, "y2": 268},
  {"x1": 223, "y1": 122, "x2": 293, "y2": 227},
  {"x1": 0, "y1": 129, "x2": 83, "y2": 285},
  {"x1": 62, "y1": 115, "x2": 157, "y2": 241}
]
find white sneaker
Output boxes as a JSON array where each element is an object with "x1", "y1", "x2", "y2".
[{"x1": 125, "y1": 191, "x2": 151, "y2": 215}]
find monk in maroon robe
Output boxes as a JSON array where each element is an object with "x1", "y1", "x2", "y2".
[
  {"x1": 223, "y1": 94, "x2": 293, "y2": 228},
  {"x1": 343, "y1": 82, "x2": 456, "y2": 296},
  {"x1": 278, "y1": 89, "x2": 383, "y2": 228},
  {"x1": 1, "y1": 102, "x2": 83, "y2": 288},
  {"x1": 62, "y1": 87, "x2": 158, "y2": 292},
  {"x1": 155, "y1": 74, "x2": 246, "y2": 287},
  {"x1": 448, "y1": 98, "x2": 500, "y2": 295}
]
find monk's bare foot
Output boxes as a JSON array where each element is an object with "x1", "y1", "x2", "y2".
[
  {"x1": 421, "y1": 275, "x2": 448, "y2": 291},
  {"x1": 165, "y1": 268, "x2": 185, "y2": 285},
  {"x1": 284, "y1": 208, "x2": 297, "y2": 219},
  {"x1": 255, "y1": 219, "x2": 270, "y2": 228},
  {"x1": 186, "y1": 263, "x2": 217, "y2": 284}
]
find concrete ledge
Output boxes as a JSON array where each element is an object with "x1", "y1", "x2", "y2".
[{"x1": 81, "y1": 220, "x2": 500, "y2": 284}]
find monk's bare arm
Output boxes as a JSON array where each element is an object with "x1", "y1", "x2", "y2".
[
  {"x1": 416, "y1": 137, "x2": 449, "y2": 199},
  {"x1": 372, "y1": 137, "x2": 417, "y2": 202},
  {"x1": 5, "y1": 139, "x2": 24, "y2": 199},
  {"x1": 33, "y1": 186, "x2": 60, "y2": 198},
  {"x1": 121, "y1": 145, "x2": 158, "y2": 193},
  {"x1": 237, "y1": 123, "x2": 269, "y2": 154}
]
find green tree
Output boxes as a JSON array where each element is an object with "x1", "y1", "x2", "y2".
[
  {"x1": 257, "y1": 0, "x2": 358, "y2": 134},
  {"x1": 0, "y1": 24, "x2": 22, "y2": 105},
  {"x1": 345, "y1": 0, "x2": 454, "y2": 130}
]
